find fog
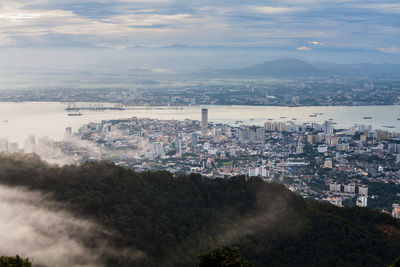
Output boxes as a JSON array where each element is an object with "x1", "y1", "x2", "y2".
[
  {"x1": 0, "y1": 184, "x2": 143, "y2": 266},
  {"x1": 0, "y1": 46, "x2": 397, "y2": 90}
]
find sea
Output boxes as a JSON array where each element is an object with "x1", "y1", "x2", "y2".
[{"x1": 0, "y1": 102, "x2": 399, "y2": 144}]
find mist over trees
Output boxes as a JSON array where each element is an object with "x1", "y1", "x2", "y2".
[{"x1": 0, "y1": 154, "x2": 399, "y2": 266}]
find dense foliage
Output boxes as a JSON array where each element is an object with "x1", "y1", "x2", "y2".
[
  {"x1": 196, "y1": 246, "x2": 252, "y2": 267},
  {"x1": 0, "y1": 255, "x2": 32, "y2": 267},
  {"x1": 0, "y1": 154, "x2": 399, "y2": 266},
  {"x1": 366, "y1": 182, "x2": 400, "y2": 210}
]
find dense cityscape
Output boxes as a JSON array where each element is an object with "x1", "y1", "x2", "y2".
[
  {"x1": 0, "y1": 75, "x2": 399, "y2": 106},
  {"x1": 2, "y1": 107, "x2": 400, "y2": 217}
]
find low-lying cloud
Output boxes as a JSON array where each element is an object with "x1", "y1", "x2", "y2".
[{"x1": 0, "y1": 184, "x2": 143, "y2": 266}]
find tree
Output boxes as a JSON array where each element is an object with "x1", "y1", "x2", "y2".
[
  {"x1": 0, "y1": 255, "x2": 32, "y2": 267},
  {"x1": 390, "y1": 254, "x2": 400, "y2": 267},
  {"x1": 196, "y1": 246, "x2": 252, "y2": 267}
]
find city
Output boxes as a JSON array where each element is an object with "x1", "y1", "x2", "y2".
[
  {"x1": 2, "y1": 108, "x2": 400, "y2": 217},
  {"x1": 0, "y1": 75, "x2": 399, "y2": 106}
]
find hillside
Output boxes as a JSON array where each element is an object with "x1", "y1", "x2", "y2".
[
  {"x1": 0, "y1": 154, "x2": 399, "y2": 266},
  {"x1": 199, "y1": 58, "x2": 400, "y2": 78},
  {"x1": 216, "y1": 58, "x2": 321, "y2": 77}
]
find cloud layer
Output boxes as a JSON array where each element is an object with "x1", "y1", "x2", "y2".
[
  {"x1": 0, "y1": 184, "x2": 143, "y2": 267},
  {"x1": 0, "y1": 0, "x2": 398, "y2": 55}
]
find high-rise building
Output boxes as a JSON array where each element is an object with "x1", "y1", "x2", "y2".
[
  {"x1": 392, "y1": 204, "x2": 400, "y2": 219},
  {"x1": 344, "y1": 184, "x2": 356, "y2": 193},
  {"x1": 191, "y1": 133, "x2": 198, "y2": 148},
  {"x1": 152, "y1": 142, "x2": 164, "y2": 158},
  {"x1": 256, "y1": 127, "x2": 265, "y2": 140},
  {"x1": 24, "y1": 135, "x2": 36, "y2": 154},
  {"x1": 64, "y1": 127, "x2": 72, "y2": 142},
  {"x1": 322, "y1": 121, "x2": 334, "y2": 134},
  {"x1": 329, "y1": 183, "x2": 341, "y2": 192},
  {"x1": 0, "y1": 138, "x2": 9, "y2": 152},
  {"x1": 359, "y1": 186, "x2": 368, "y2": 196},
  {"x1": 328, "y1": 197, "x2": 342, "y2": 207},
  {"x1": 9, "y1": 142, "x2": 19, "y2": 153},
  {"x1": 201, "y1": 108, "x2": 208, "y2": 136},
  {"x1": 356, "y1": 196, "x2": 368, "y2": 207},
  {"x1": 324, "y1": 158, "x2": 333, "y2": 168}
]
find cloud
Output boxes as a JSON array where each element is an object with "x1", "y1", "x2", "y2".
[
  {"x1": 308, "y1": 41, "x2": 321, "y2": 45},
  {"x1": 297, "y1": 46, "x2": 312, "y2": 51},
  {"x1": 0, "y1": 0, "x2": 398, "y2": 61},
  {"x1": 378, "y1": 47, "x2": 400, "y2": 54},
  {"x1": 0, "y1": 184, "x2": 143, "y2": 266},
  {"x1": 246, "y1": 5, "x2": 306, "y2": 15}
]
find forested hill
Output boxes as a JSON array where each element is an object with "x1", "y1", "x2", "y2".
[{"x1": 0, "y1": 154, "x2": 400, "y2": 266}]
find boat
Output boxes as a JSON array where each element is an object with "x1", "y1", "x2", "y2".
[
  {"x1": 382, "y1": 125, "x2": 395, "y2": 129},
  {"x1": 363, "y1": 116, "x2": 372, "y2": 119},
  {"x1": 328, "y1": 118, "x2": 333, "y2": 121},
  {"x1": 397, "y1": 118, "x2": 400, "y2": 120},
  {"x1": 292, "y1": 118, "x2": 297, "y2": 120},
  {"x1": 267, "y1": 118, "x2": 273, "y2": 121},
  {"x1": 68, "y1": 111, "x2": 82, "y2": 116}
]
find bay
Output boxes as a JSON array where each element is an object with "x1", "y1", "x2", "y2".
[{"x1": 0, "y1": 102, "x2": 399, "y2": 144}]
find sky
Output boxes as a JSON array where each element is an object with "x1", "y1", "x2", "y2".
[{"x1": 0, "y1": 0, "x2": 399, "y2": 69}]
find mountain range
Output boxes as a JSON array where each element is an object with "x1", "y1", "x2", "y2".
[{"x1": 200, "y1": 58, "x2": 400, "y2": 77}]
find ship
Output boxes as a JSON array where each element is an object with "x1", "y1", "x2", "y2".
[
  {"x1": 68, "y1": 111, "x2": 82, "y2": 116},
  {"x1": 363, "y1": 116, "x2": 372, "y2": 119}
]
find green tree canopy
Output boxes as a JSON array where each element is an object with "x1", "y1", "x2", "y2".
[
  {"x1": 197, "y1": 246, "x2": 252, "y2": 267},
  {"x1": 0, "y1": 255, "x2": 32, "y2": 267}
]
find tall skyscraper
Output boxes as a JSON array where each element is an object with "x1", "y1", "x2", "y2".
[
  {"x1": 323, "y1": 120, "x2": 334, "y2": 134},
  {"x1": 201, "y1": 108, "x2": 208, "y2": 136}
]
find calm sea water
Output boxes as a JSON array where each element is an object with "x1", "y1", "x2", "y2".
[{"x1": 0, "y1": 102, "x2": 399, "y2": 144}]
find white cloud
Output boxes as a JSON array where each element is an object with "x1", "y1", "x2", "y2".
[
  {"x1": 0, "y1": 184, "x2": 143, "y2": 266},
  {"x1": 378, "y1": 47, "x2": 400, "y2": 54},
  {"x1": 308, "y1": 41, "x2": 321, "y2": 45},
  {"x1": 297, "y1": 46, "x2": 312, "y2": 51},
  {"x1": 0, "y1": 0, "x2": 397, "y2": 58},
  {"x1": 246, "y1": 5, "x2": 306, "y2": 14}
]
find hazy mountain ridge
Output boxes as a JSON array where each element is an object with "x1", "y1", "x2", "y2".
[
  {"x1": 313, "y1": 61, "x2": 400, "y2": 74},
  {"x1": 199, "y1": 58, "x2": 400, "y2": 77}
]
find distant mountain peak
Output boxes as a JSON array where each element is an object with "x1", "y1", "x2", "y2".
[{"x1": 223, "y1": 58, "x2": 320, "y2": 77}]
